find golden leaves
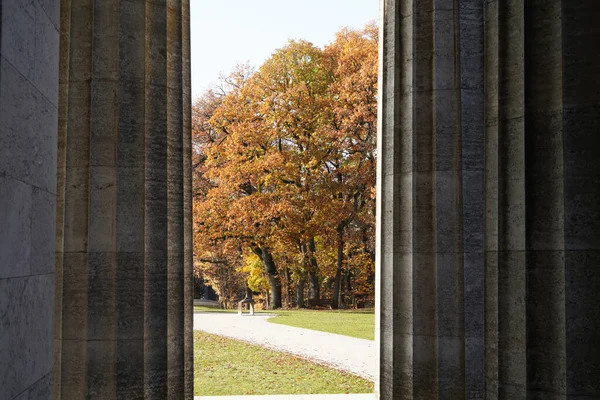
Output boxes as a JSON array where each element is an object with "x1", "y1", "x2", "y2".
[{"x1": 193, "y1": 24, "x2": 378, "y2": 305}]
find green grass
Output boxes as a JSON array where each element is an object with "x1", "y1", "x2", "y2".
[
  {"x1": 194, "y1": 305, "x2": 375, "y2": 340},
  {"x1": 194, "y1": 330, "x2": 373, "y2": 396},
  {"x1": 268, "y1": 309, "x2": 375, "y2": 340}
]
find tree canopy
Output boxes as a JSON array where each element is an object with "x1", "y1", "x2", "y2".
[{"x1": 193, "y1": 23, "x2": 378, "y2": 309}]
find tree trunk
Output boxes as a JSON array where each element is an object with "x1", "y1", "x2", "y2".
[
  {"x1": 339, "y1": 267, "x2": 347, "y2": 308},
  {"x1": 306, "y1": 238, "x2": 320, "y2": 306},
  {"x1": 307, "y1": 270, "x2": 319, "y2": 307},
  {"x1": 266, "y1": 274, "x2": 282, "y2": 309},
  {"x1": 263, "y1": 249, "x2": 282, "y2": 309},
  {"x1": 345, "y1": 268, "x2": 352, "y2": 308},
  {"x1": 251, "y1": 245, "x2": 282, "y2": 309},
  {"x1": 362, "y1": 225, "x2": 375, "y2": 262},
  {"x1": 283, "y1": 267, "x2": 292, "y2": 307},
  {"x1": 296, "y1": 279, "x2": 305, "y2": 308},
  {"x1": 265, "y1": 289, "x2": 270, "y2": 310},
  {"x1": 332, "y1": 224, "x2": 344, "y2": 309}
]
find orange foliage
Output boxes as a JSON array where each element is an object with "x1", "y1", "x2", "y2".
[{"x1": 193, "y1": 24, "x2": 378, "y2": 308}]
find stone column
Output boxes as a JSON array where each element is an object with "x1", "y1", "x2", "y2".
[
  {"x1": 376, "y1": 0, "x2": 485, "y2": 398},
  {"x1": 182, "y1": 0, "x2": 195, "y2": 398},
  {"x1": 54, "y1": 0, "x2": 193, "y2": 398},
  {"x1": 484, "y1": 1, "x2": 600, "y2": 399},
  {"x1": 484, "y1": 1, "x2": 527, "y2": 398},
  {"x1": 378, "y1": 0, "x2": 600, "y2": 399}
]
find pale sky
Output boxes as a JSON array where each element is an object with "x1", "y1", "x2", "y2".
[{"x1": 190, "y1": 0, "x2": 379, "y2": 100}]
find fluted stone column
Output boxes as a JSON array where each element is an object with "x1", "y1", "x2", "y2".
[
  {"x1": 182, "y1": 0, "x2": 195, "y2": 397},
  {"x1": 376, "y1": 0, "x2": 485, "y2": 398},
  {"x1": 377, "y1": 0, "x2": 599, "y2": 399},
  {"x1": 484, "y1": 1, "x2": 600, "y2": 399},
  {"x1": 54, "y1": 0, "x2": 193, "y2": 398}
]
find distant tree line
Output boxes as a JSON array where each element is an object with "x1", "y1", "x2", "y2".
[{"x1": 192, "y1": 23, "x2": 377, "y2": 309}]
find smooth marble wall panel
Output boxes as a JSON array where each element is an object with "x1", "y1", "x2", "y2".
[{"x1": 0, "y1": 0, "x2": 59, "y2": 399}]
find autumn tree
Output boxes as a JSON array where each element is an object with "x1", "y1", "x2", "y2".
[
  {"x1": 192, "y1": 65, "x2": 255, "y2": 308},
  {"x1": 195, "y1": 62, "x2": 287, "y2": 308},
  {"x1": 322, "y1": 23, "x2": 378, "y2": 308},
  {"x1": 192, "y1": 24, "x2": 378, "y2": 310},
  {"x1": 248, "y1": 39, "x2": 338, "y2": 306}
]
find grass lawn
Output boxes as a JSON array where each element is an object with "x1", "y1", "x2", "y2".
[
  {"x1": 194, "y1": 330, "x2": 373, "y2": 396},
  {"x1": 268, "y1": 309, "x2": 374, "y2": 340},
  {"x1": 194, "y1": 305, "x2": 375, "y2": 340}
]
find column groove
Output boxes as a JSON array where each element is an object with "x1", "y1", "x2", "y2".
[
  {"x1": 116, "y1": 0, "x2": 146, "y2": 397},
  {"x1": 434, "y1": 1, "x2": 466, "y2": 398},
  {"x1": 524, "y1": 1, "x2": 566, "y2": 398},
  {"x1": 143, "y1": 0, "x2": 169, "y2": 398},
  {"x1": 412, "y1": 1, "x2": 438, "y2": 399},
  {"x1": 483, "y1": 1, "x2": 499, "y2": 399},
  {"x1": 496, "y1": 1, "x2": 526, "y2": 398},
  {"x1": 459, "y1": 1, "x2": 485, "y2": 398},
  {"x1": 59, "y1": 0, "x2": 94, "y2": 396},
  {"x1": 561, "y1": 2, "x2": 600, "y2": 397},
  {"x1": 53, "y1": 0, "x2": 72, "y2": 396},
  {"x1": 166, "y1": 0, "x2": 185, "y2": 396},
  {"x1": 87, "y1": 0, "x2": 119, "y2": 396},
  {"x1": 182, "y1": 0, "x2": 195, "y2": 398}
]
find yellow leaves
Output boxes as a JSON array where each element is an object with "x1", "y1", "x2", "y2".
[{"x1": 238, "y1": 252, "x2": 270, "y2": 292}]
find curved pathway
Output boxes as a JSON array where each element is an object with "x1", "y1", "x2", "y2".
[{"x1": 193, "y1": 312, "x2": 376, "y2": 380}]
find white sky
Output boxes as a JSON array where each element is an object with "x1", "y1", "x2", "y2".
[{"x1": 190, "y1": 0, "x2": 379, "y2": 101}]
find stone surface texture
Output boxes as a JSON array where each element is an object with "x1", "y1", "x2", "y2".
[
  {"x1": 52, "y1": 0, "x2": 193, "y2": 398},
  {"x1": 377, "y1": 0, "x2": 600, "y2": 399},
  {"x1": 0, "y1": 0, "x2": 59, "y2": 398}
]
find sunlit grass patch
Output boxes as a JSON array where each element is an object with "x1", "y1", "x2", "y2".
[
  {"x1": 267, "y1": 309, "x2": 374, "y2": 340},
  {"x1": 193, "y1": 330, "x2": 373, "y2": 396},
  {"x1": 194, "y1": 306, "x2": 375, "y2": 340}
]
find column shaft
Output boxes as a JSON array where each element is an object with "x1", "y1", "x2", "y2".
[
  {"x1": 561, "y1": 2, "x2": 600, "y2": 397},
  {"x1": 496, "y1": 1, "x2": 527, "y2": 398},
  {"x1": 413, "y1": 1, "x2": 438, "y2": 397},
  {"x1": 376, "y1": 0, "x2": 414, "y2": 397},
  {"x1": 55, "y1": 0, "x2": 193, "y2": 398},
  {"x1": 166, "y1": 0, "x2": 185, "y2": 396},
  {"x1": 484, "y1": 2, "x2": 600, "y2": 399},
  {"x1": 377, "y1": 0, "x2": 484, "y2": 398},
  {"x1": 379, "y1": 0, "x2": 600, "y2": 399},
  {"x1": 524, "y1": 1, "x2": 566, "y2": 398},
  {"x1": 483, "y1": 1, "x2": 499, "y2": 398},
  {"x1": 116, "y1": 0, "x2": 147, "y2": 396},
  {"x1": 460, "y1": 1, "x2": 486, "y2": 399},
  {"x1": 182, "y1": 0, "x2": 195, "y2": 398}
]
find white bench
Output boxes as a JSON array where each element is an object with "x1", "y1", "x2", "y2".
[{"x1": 238, "y1": 298, "x2": 255, "y2": 316}]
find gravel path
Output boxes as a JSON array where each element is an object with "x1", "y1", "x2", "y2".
[{"x1": 193, "y1": 312, "x2": 376, "y2": 381}]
